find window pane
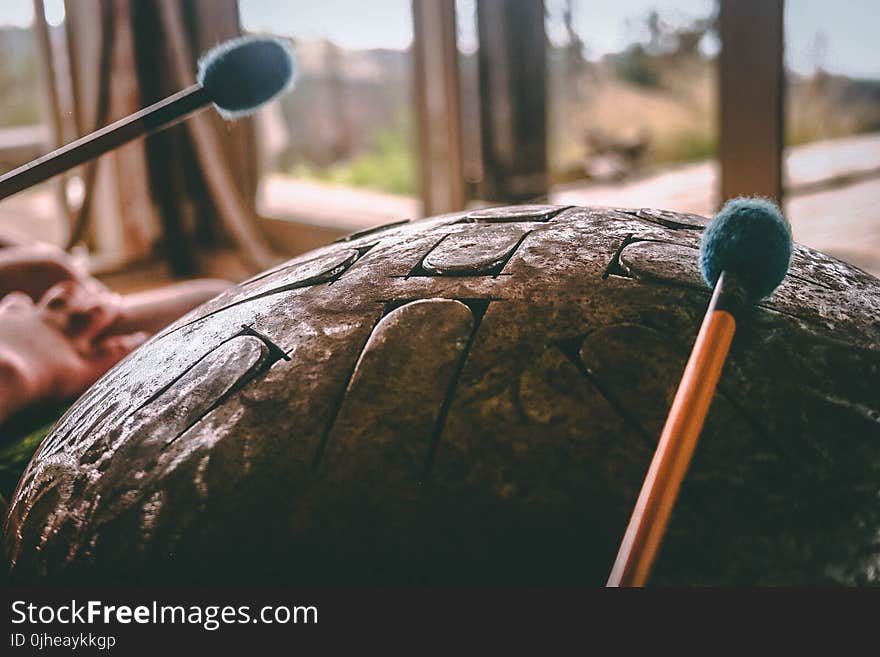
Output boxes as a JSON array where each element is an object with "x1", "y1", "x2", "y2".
[
  {"x1": 785, "y1": 0, "x2": 880, "y2": 276},
  {"x1": 0, "y1": 1, "x2": 65, "y2": 246},
  {"x1": 239, "y1": 0, "x2": 419, "y2": 232},
  {"x1": 547, "y1": 0, "x2": 719, "y2": 216}
]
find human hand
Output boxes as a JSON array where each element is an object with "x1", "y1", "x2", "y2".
[{"x1": 0, "y1": 281, "x2": 147, "y2": 425}]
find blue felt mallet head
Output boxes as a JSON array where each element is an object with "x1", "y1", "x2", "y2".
[
  {"x1": 198, "y1": 36, "x2": 297, "y2": 119},
  {"x1": 699, "y1": 197, "x2": 793, "y2": 301}
]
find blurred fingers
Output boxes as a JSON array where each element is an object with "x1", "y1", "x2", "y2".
[
  {"x1": 0, "y1": 291, "x2": 36, "y2": 312},
  {"x1": 38, "y1": 280, "x2": 123, "y2": 344}
]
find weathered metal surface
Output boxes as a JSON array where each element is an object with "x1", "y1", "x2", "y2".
[
  {"x1": 3, "y1": 205, "x2": 880, "y2": 585},
  {"x1": 422, "y1": 225, "x2": 527, "y2": 275},
  {"x1": 463, "y1": 204, "x2": 567, "y2": 223}
]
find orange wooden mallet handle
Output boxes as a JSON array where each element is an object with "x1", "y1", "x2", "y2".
[{"x1": 607, "y1": 275, "x2": 738, "y2": 587}]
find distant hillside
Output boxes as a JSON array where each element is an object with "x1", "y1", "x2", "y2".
[
  {"x1": 275, "y1": 36, "x2": 880, "y2": 193},
  {"x1": 549, "y1": 48, "x2": 880, "y2": 183},
  {"x1": 276, "y1": 39, "x2": 412, "y2": 169}
]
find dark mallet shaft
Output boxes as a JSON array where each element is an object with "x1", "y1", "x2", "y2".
[{"x1": 0, "y1": 84, "x2": 209, "y2": 202}]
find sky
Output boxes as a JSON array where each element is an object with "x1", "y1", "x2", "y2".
[{"x1": 0, "y1": 0, "x2": 877, "y2": 79}]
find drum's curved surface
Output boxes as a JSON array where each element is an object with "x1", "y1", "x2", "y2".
[{"x1": 4, "y1": 205, "x2": 880, "y2": 585}]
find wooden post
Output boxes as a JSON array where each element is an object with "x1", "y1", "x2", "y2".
[
  {"x1": 719, "y1": 0, "x2": 785, "y2": 205},
  {"x1": 412, "y1": 0, "x2": 465, "y2": 216},
  {"x1": 476, "y1": 0, "x2": 548, "y2": 203}
]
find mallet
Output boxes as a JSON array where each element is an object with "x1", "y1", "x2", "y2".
[
  {"x1": 607, "y1": 197, "x2": 793, "y2": 587},
  {"x1": 0, "y1": 36, "x2": 295, "y2": 202}
]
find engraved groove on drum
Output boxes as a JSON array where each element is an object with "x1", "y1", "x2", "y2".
[
  {"x1": 554, "y1": 335, "x2": 655, "y2": 446},
  {"x1": 627, "y1": 208, "x2": 708, "y2": 230},
  {"x1": 412, "y1": 226, "x2": 531, "y2": 277},
  {"x1": 619, "y1": 241, "x2": 705, "y2": 290},
  {"x1": 602, "y1": 234, "x2": 637, "y2": 279},
  {"x1": 421, "y1": 298, "x2": 491, "y2": 478},
  {"x1": 612, "y1": 240, "x2": 879, "y2": 344},
  {"x1": 460, "y1": 204, "x2": 569, "y2": 223},
  {"x1": 579, "y1": 324, "x2": 686, "y2": 440},
  {"x1": 168, "y1": 248, "x2": 365, "y2": 334},
  {"x1": 334, "y1": 218, "x2": 410, "y2": 243},
  {"x1": 125, "y1": 336, "x2": 269, "y2": 449},
  {"x1": 314, "y1": 299, "x2": 477, "y2": 488}
]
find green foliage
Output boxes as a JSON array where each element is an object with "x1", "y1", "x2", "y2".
[
  {"x1": 0, "y1": 27, "x2": 42, "y2": 128},
  {"x1": 293, "y1": 116, "x2": 417, "y2": 196},
  {"x1": 0, "y1": 415, "x2": 58, "y2": 500},
  {"x1": 612, "y1": 45, "x2": 660, "y2": 88},
  {"x1": 652, "y1": 128, "x2": 716, "y2": 164}
]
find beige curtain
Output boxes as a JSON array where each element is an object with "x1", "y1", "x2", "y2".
[{"x1": 56, "y1": 0, "x2": 271, "y2": 275}]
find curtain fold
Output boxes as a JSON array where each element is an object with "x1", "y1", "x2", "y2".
[{"x1": 58, "y1": 0, "x2": 270, "y2": 275}]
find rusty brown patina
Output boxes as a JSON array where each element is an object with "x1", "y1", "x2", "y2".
[{"x1": 3, "y1": 205, "x2": 879, "y2": 585}]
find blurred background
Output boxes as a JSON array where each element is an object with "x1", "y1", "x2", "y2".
[{"x1": 0, "y1": 0, "x2": 877, "y2": 289}]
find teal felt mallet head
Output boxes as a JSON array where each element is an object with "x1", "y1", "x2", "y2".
[
  {"x1": 699, "y1": 197, "x2": 793, "y2": 302},
  {"x1": 0, "y1": 36, "x2": 296, "y2": 201},
  {"x1": 198, "y1": 36, "x2": 296, "y2": 119}
]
